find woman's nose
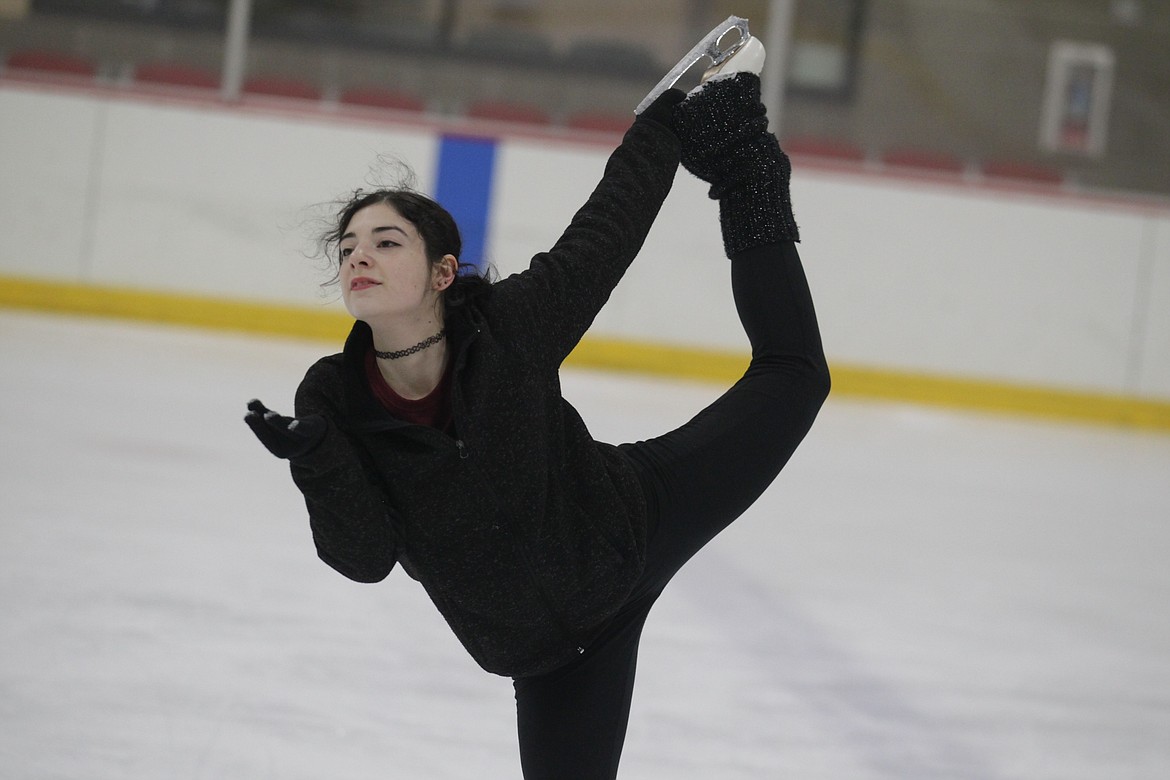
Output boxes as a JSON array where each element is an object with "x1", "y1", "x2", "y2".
[{"x1": 349, "y1": 245, "x2": 371, "y2": 265}]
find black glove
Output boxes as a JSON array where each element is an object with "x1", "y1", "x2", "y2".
[
  {"x1": 244, "y1": 399, "x2": 326, "y2": 460},
  {"x1": 670, "y1": 72, "x2": 798, "y2": 252},
  {"x1": 636, "y1": 87, "x2": 687, "y2": 129}
]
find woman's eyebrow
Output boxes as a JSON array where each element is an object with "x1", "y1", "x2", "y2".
[{"x1": 340, "y1": 225, "x2": 409, "y2": 242}]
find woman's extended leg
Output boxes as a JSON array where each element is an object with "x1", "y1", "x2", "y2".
[
  {"x1": 621, "y1": 238, "x2": 828, "y2": 589},
  {"x1": 624, "y1": 70, "x2": 830, "y2": 586}
]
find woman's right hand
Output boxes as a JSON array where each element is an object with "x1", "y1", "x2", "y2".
[
  {"x1": 244, "y1": 399, "x2": 326, "y2": 459},
  {"x1": 636, "y1": 87, "x2": 686, "y2": 130}
]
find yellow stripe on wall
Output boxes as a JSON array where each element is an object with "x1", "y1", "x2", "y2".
[
  {"x1": 822, "y1": 365, "x2": 1170, "y2": 431},
  {"x1": 570, "y1": 337, "x2": 1170, "y2": 432},
  {"x1": 3, "y1": 274, "x2": 1169, "y2": 433},
  {"x1": 0, "y1": 274, "x2": 352, "y2": 342}
]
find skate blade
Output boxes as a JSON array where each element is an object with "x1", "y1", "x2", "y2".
[{"x1": 634, "y1": 15, "x2": 751, "y2": 115}]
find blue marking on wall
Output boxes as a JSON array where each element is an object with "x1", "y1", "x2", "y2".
[{"x1": 434, "y1": 135, "x2": 497, "y2": 271}]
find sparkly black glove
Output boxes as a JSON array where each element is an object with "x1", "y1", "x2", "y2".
[
  {"x1": 671, "y1": 72, "x2": 798, "y2": 253},
  {"x1": 244, "y1": 399, "x2": 326, "y2": 460}
]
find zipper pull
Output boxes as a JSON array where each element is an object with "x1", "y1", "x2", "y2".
[{"x1": 456, "y1": 439, "x2": 469, "y2": 459}]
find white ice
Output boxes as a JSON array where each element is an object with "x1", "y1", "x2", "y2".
[{"x1": 2, "y1": 309, "x2": 1168, "y2": 779}]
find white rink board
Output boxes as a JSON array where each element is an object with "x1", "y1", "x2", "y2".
[
  {"x1": 87, "y1": 100, "x2": 438, "y2": 307},
  {"x1": 0, "y1": 89, "x2": 101, "y2": 281},
  {"x1": 795, "y1": 173, "x2": 1155, "y2": 394},
  {"x1": 2, "y1": 82, "x2": 1169, "y2": 399}
]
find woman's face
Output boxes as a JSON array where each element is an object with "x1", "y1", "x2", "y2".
[{"x1": 338, "y1": 202, "x2": 454, "y2": 326}]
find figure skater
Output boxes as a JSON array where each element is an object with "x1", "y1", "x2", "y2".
[{"x1": 246, "y1": 34, "x2": 829, "y2": 779}]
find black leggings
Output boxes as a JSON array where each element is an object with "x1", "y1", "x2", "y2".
[{"x1": 513, "y1": 241, "x2": 829, "y2": 779}]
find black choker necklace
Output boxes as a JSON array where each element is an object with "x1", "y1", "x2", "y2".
[{"x1": 374, "y1": 329, "x2": 446, "y2": 360}]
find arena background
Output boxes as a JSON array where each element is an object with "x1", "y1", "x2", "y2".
[
  {"x1": 2, "y1": 4, "x2": 1169, "y2": 778},
  {"x1": 3, "y1": 1, "x2": 1170, "y2": 429}
]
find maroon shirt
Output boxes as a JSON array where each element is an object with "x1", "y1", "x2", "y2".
[{"x1": 364, "y1": 348, "x2": 453, "y2": 432}]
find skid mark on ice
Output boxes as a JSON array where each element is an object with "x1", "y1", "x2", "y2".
[{"x1": 670, "y1": 550, "x2": 1004, "y2": 780}]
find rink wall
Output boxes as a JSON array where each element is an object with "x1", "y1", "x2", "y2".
[{"x1": 2, "y1": 78, "x2": 1169, "y2": 431}]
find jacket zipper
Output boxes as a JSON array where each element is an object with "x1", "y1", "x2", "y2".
[
  {"x1": 447, "y1": 326, "x2": 480, "y2": 462},
  {"x1": 449, "y1": 325, "x2": 583, "y2": 655}
]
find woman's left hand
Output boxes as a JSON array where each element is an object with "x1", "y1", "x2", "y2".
[{"x1": 244, "y1": 399, "x2": 326, "y2": 459}]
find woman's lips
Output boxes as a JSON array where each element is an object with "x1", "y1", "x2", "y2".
[{"x1": 350, "y1": 277, "x2": 380, "y2": 291}]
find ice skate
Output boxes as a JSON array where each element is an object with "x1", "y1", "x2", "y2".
[{"x1": 635, "y1": 15, "x2": 758, "y2": 115}]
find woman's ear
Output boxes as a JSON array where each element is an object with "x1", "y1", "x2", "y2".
[{"x1": 433, "y1": 254, "x2": 458, "y2": 291}]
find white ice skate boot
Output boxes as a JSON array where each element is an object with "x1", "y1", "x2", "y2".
[
  {"x1": 699, "y1": 34, "x2": 765, "y2": 84},
  {"x1": 635, "y1": 15, "x2": 762, "y2": 115}
]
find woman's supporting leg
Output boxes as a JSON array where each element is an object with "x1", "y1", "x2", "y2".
[{"x1": 513, "y1": 586, "x2": 663, "y2": 780}]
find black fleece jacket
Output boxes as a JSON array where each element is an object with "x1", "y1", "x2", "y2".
[{"x1": 288, "y1": 116, "x2": 682, "y2": 678}]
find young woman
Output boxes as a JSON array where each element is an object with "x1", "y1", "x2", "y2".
[{"x1": 246, "y1": 53, "x2": 829, "y2": 779}]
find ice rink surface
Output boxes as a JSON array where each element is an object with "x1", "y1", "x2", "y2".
[{"x1": 2, "y1": 308, "x2": 1168, "y2": 779}]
